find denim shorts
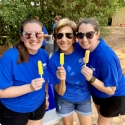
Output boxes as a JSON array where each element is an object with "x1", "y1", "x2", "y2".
[{"x1": 55, "y1": 95, "x2": 92, "y2": 117}]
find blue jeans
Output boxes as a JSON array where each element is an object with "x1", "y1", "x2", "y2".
[{"x1": 55, "y1": 95, "x2": 92, "y2": 117}]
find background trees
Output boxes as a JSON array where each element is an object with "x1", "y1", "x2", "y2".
[{"x1": 0, "y1": 0, "x2": 124, "y2": 45}]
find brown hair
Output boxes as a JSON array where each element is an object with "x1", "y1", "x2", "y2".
[
  {"x1": 77, "y1": 18, "x2": 100, "y2": 32},
  {"x1": 15, "y1": 18, "x2": 42, "y2": 64},
  {"x1": 33, "y1": 16, "x2": 39, "y2": 21}
]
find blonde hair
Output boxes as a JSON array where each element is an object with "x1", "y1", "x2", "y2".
[{"x1": 53, "y1": 18, "x2": 77, "y2": 38}]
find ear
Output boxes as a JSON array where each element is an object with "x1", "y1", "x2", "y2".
[
  {"x1": 72, "y1": 36, "x2": 76, "y2": 44},
  {"x1": 20, "y1": 34, "x2": 24, "y2": 42},
  {"x1": 96, "y1": 31, "x2": 100, "y2": 39}
]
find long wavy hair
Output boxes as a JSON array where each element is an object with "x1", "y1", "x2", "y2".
[{"x1": 15, "y1": 18, "x2": 42, "y2": 64}]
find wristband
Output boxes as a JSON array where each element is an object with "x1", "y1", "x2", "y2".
[{"x1": 89, "y1": 76, "x2": 96, "y2": 83}]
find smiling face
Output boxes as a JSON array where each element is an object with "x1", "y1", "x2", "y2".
[
  {"x1": 21, "y1": 22, "x2": 44, "y2": 54},
  {"x1": 55, "y1": 25, "x2": 75, "y2": 54},
  {"x1": 77, "y1": 23, "x2": 100, "y2": 52}
]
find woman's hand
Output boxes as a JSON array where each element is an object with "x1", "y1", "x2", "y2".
[
  {"x1": 81, "y1": 65, "x2": 93, "y2": 81},
  {"x1": 56, "y1": 66, "x2": 66, "y2": 81},
  {"x1": 30, "y1": 78, "x2": 45, "y2": 91}
]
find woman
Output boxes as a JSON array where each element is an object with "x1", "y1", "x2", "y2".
[
  {"x1": 0, "y1": 18, "x2": 49, "y2": 125},
  {"x1": 76, "y1": 18, "x2": 125, "y2": 125},
  {"x1": 48, "y1": 18, "x2": 92, "y2": 125}
]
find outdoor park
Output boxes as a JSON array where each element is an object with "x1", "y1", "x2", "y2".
[{"x1": 0, "y1": 0, "x2": 125, "y2": 125}]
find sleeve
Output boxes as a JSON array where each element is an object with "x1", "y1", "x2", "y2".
[
  {"x1": 48, "y1": 59, "x2": 60, "y2": 85},
  {"x1": 0, "y1": 54, "x2": 14, "y2": 89},
  {"x1": 98, "y1": 55, "x2": 118, "y2": 87}
]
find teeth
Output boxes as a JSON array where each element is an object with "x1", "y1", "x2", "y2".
[
  {"x1": 82, "y1": 42, "x2": 88, "y2": 45},
  {"x1": 31, "y1": 42, "x2": 37, "y2": 45},
  {"x1": 61, "y1": 44, "x2": 67, "y2": 47}
]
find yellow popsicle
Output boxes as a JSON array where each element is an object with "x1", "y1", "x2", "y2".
[
  {"x1": 60, "y1": 53, "x2": 64, "y2": 66},
  {"x1": 38, "y1": 60, "x2": 43, "y2": 75},
  {"x1": 84, "y1": 50, "x2": 90, "y2": 64}
]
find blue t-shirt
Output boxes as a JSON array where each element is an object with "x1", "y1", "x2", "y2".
[
  {"x1": 0, "y1": 47, "x2": 49, "y2": 113},
  {"x1": 87, "y1": 39, "x2": 125, "y2": 98},
  {"x1": 42, "y1": 26, "x2": 48, "y2": 46},
  {"x1": 52, "y1": 22, "x2": 57, "y2": 30},
  {"x1": 48, "y1": 42, "x2": 91, "y2": 102}
]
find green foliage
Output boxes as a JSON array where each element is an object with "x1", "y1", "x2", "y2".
[{"x1": 0, "y1": 0, "x2": 125, "y2": 45}]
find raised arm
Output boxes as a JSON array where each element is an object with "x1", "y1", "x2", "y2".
[{"x1": 54, "y1": 66, "x2": 66, "y2": 96}]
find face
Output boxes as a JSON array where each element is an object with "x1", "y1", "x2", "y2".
[
  {"x1": 56, "y1": 26, "x2": 75, "y2": 54},
  {"x1": 21, "y1": 22, "x2": 44, "y2": 54},
  {"x1": 77, "y1": 23, "x2": 100, "y2": 51}
]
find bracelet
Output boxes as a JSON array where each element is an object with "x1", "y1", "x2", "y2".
[{"x1": 89, "y1": 76, "x2": 96, "y2": 83}]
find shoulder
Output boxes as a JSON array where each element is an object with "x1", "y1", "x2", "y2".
[
  {"x1": 38, "y1": 49, "x2": 49, "y2": 59},
  {"x1": 97, "y1": 39, "x2": 119, "y2": 64},
  {"x1": 49, "y1": 51, "x2": 59, "y2": 65},
  {"x1": 0, "y1": 47, "x2": 19, "y2": 68},
  {"x1": 1, "y1": 47, "x2": 18, "y2": 61}
]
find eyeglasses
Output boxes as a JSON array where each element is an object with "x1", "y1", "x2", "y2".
[
  {"x1": 56, "y1": 33, "x2": 74, "y2": 39},
  {"x1": 76, "y1": 31, "x2": 97, "y2": 39},
  {"x1": 22, "y1": 32, "x2": 44, "y2": 39}
]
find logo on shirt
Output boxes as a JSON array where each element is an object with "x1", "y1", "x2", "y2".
[
  {"x1": 90, "y1": 66, "x2": 96, "y2": 74},
  {"x1": 43, "y1": 63, "x2": 47, "y2": 69},
  {"x1": 79, "y1": 58, "x2": 84, "y2": 65}
]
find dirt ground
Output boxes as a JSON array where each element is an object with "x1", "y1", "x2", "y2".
[{"x1": 0, "y1": 26, "x2": 125, "y2": 125}]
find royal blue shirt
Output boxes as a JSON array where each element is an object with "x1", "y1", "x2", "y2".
[
  {"x1": 87, "y1": 39, "x2": 125, "y2": 98},
  {"x1": 0, "y1": 47, "x2": 49, "y2": 113},
  {"x1": 42, "y1": 26, "x2": 48, "y2": 46},
  {"x1": 48, "y1": 42, "x2": 91, "y2": 102}
]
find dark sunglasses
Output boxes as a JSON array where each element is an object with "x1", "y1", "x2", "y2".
[
  {"x1": 56, "y1": 33, "x2": 74, "y2": 39},
  {"x1": 22, "y1": 32, "x2": 44, "y2": 39},
  {"x1": 76, "y1": 31, "x2": 97, "y2": 39}
]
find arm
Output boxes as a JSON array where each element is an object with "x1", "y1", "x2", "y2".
[
  {"x1": 45, "y1": 82, "x2": 49, "y2": 109},
  {"x1": 54, "y1": 67, "x2": 66, "y2": 96},
  {"x1": 54, "y1": 80, "x2": 66, "y2": 96},
  {"x1": 81, "y1": 65, "x2": 116, "y2": 95},
  {"x1": 0, "y1": 78, "x2": 45, "y2": 98},
  {"x1": 44, "y1": 34, "x2": 49, "y2": 37},
  {"x1": 90, "y1": 77, "x2": 116, "y2": 95}
]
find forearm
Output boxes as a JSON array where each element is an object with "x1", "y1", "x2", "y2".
[
  {"x1": 45, "y1": 82, "x2": 49, "y2": 97},
  {"x1": 55, "y1": 80, "x2": 66, "y2": 96},
  {"x1": 91, "y1": 78, "x2": 116, "y2": 95},
  {"x1": 0, "y1": 84, "x2": 33, "y2": 98},
  {"x1": 44, "y1": 34, "x2": 49, "y2": 37}
]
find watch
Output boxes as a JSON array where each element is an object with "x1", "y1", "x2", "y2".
[{"x1": 89, "y1": 76, "x2": 96, "y2": 83}]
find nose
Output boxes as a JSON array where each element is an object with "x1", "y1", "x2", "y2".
[
  {"x1": 82, "y1": 35, "x2": 87, "y2": 41},
  {"x1": 31, "y1": 34, "x2": 37, "y2": 40},
  {"x1": 61, "y1": 34, "x2": 67, "y2": 41}
]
